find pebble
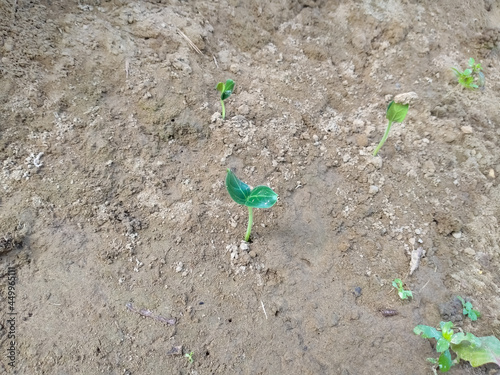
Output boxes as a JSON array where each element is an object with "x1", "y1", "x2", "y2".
[
  {"x1": 240, "y1": 242, "x2": 249, "y2": 251},
  {"x1": 353, "y1": 287, "x2": 362, "y2": 298},
  {"x1": 452, "y1": 231, "x2": 462, "y2": 239},
  {"x1": 461, "y1": 126, "x2": 473, "y2": 134},
  {"x1": 369, "y1": 156, "x2": 383, "y2": 169},
  {"x1": 488, "y1": 169, "x2": 495, "y2": 179},
  {"x1": 464, "y1": 248, "x2": 476, "y2": 256},
  {"x1": 369, "y1": 185, "x2": 379, "y2": 195}
]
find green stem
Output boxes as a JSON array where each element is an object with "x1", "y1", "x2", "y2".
[
  {"x1": 221, "y1": 99, "x2": 226, "y2": 120},
  {"x1": 244, "y1": 206, "x2": 253, "y2": 242},
  {"x1": 373, "y1": 120, "x2": 393, "y2": 156}
]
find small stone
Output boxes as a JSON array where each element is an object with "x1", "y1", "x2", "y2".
[
  {"x1": 356, "y1": 134, "x2": 368, "y2": 147},
  {"x1": 175, "y1": 262, "x2": 183, "y2": 273},
  {"x1": 370, "y1": 156, "x2": 383, "y2": 169},
  {"x1": 353, "y1": 287, "x2": 362, "y2": 298},
  {"x1": 464, "y1": 248, "x2": 476, "y2": 256},
  {"x1": 394, "y1": 91, "x2": 418, "y2": 105},
  {"x1": 237, "y1": 104, "x2": 249, "y2": 115},
  {"x1": 488, "y1": 169, "x2": 495, "y2": 179},
  {"x1": 312, "y1": 134, "x2": 319, "y2": 142},
  {"x1": 415, "y1": 229, "x2": 421, "y2": 235},
  {"x1": 461, "y1": 126, "x2": 473, "y2": 134},
  {"x1": 369, "y1": 185, "x2": 379, "y2": 195},
  {"x1": 249, "y1": 250, "x2": 257, "y2": 258},
  {"x1": 452, "y1": 231, "x2": 462, "y2": 239},
  {"x1": 240, "y1": 242, "x2": 249, "y2": 251}
]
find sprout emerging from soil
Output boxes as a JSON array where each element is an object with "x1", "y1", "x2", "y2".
[
  {"x1": 373, "y1": 92, "x2": 417, "y2": 156},
  {"x1": 216, "y1": 79, "x2": 235, "y2": 119},
  {"x1": 225, "y1": 169, "x2": 278, "y2": 242}
]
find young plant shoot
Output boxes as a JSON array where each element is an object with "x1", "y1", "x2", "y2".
[
  {"x1": 457, "y1": 296, "x2": 481, "y2": 321},
  {"x1": 216, "y1": 79, "x2": 235, "y2": 119},
  {"x1": 373, "y1": 101, "x2": 409, "y2": 156},
  {"x1": 225, "y1": 169, "x2": 278, "y2": 242},
  {"x1": 452, "y1": 58, "x2": 484, "y2": 90},
  {"x1": 414, "y1": 321, "x2": 500, "y2": 372},
  {"x1": 392, "y1": 278, "x2": 413, "y2": 300}
]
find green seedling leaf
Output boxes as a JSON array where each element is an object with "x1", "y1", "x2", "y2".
[
  {"x1": 225, "y1": 169, "x2": 252, "y2": 205},
  {"x1": 438, "y1": 350, "x2": 453, "y2": 372},
  {"x1": 216, "y1": 79, "x2": 235, "y2": 119},
  {"x1": 457, "y1": 296, "x2": 481, "y2": 321},
  {"x1": 452, "y1": 58, "x2": 484, "y2": 90},
  {"x1": 386, "y1": 101, "x2": 409, "y2": 123},
  {"x1": 221, "y1": 79, "x2": 235, "y2": 100},
  {"x1": 437, "y1": 338, "x2": 451, "y2": 353},
  {"x1": 415, "y1": 321, "x2": 500, "y2": 372},
  {"x1": 452, "y1": 336, "x2": 500, "y2": 368},
  {"x1": 392, "y1": 278, "x2": 413, "y2": 300},
  {"x1": 414, "y1": 325, "x2": 443, "y2": 341},
  {"x1": 373, "y1": 101, "x2": 410, "y2": 156},
  {"x1": 451, "y1": 332, "x2": 481, "y2": 347},
  {"x1": 225, "y1": 169, "x2": 278, "y2": 241}
]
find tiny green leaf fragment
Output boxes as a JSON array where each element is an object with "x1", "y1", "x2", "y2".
[{"x1": 414, "y1": 325, "x2": 443, "y2": 341}]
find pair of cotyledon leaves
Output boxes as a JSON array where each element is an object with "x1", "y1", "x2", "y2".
[
  {"x1": 225, "y1": 169, "x2": 278, "y2": 209},
  {"x1": 216, "y1": 79, "x2": 235, "y2": 101}
]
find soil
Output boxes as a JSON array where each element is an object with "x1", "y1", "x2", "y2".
[{"x1": 1, "y1": 1, "x2": 500, "y2": 374}]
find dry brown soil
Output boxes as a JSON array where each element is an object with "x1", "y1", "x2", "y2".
[{"x1": 1, "y1": 0, "x2": 500, "y2": 374}]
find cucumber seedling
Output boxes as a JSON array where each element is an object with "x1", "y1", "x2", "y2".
[
  {"x1": 457, "y1": 296, "x2": 480, "y2": 321},
  {"x1": 373, "y1": 101, "x2": 409, "y2": 156},
  {"x1": 451, "y1": 58, "x2": 485, "y2": 90},
  {"x1": 225, "y1": 168, "x2": 278, "y2": 242},
  {"x1": 216, "y1": 79, "x2": 235, "y2": 119},
  {"x1": 414, "y1": 321, "x2": 500, "y2": 372},
  {"x1": 392, "y1": 278, "x2": 413, "y2": 300}
]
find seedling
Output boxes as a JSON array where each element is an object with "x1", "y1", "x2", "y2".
[
  {"x1": 225, "y1": 169, "x2": 278, "y2": 242},
  {"x1": 451, "y1": 58, "x2": 485, "y2": 90},
  {"x1": 216, "y1": 79, "x2": 235, "y2": 119},
  {"x1": 414, "y1": 321, "x2": 500, "y2": 372},
  {"x1": 184, "y1": 351, "x2": 194, "y2": 363},
  {"x1": 457, "y1": 296, "x2": 480, "y2": 321},
  {"x1": 392, "y1": 278, "x2": 413, "y2": 300},
  {"x1": 373, "y1": 101, "x2": 409, "y2": 156}
]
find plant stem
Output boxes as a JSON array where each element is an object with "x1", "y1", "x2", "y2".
[
  {"x1": 373, "y1": 120, "x2": 393, "y2": 156},
  {"x1": 221, "y1": 99, "x2": 225, "y2": 120},
  {"x1": 244, "y1": 206, "x2": 253, "y2": 242}
]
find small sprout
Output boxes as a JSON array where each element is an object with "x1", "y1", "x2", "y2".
[
  {"x1": 372, "y1": 100, "x2": 409, "y2": 156},
  {"x1": 225, "y1": 169, "x2": 278, "y2": 242},
  {"x1": 216, "y1": 79, "x2": 235, "y2": 119},
  {"x1": 457, "y1": 296, "x2": 480, "y2": 321},
  {"x1": 451, "y1": 58, "x2": 484, "y2": 90},
  {"x1": 392, "y1": 278, "x2": 413, "y2": 300},
  {"x1": 184, "y1": 351, "x2": 194, "y2": 363}
]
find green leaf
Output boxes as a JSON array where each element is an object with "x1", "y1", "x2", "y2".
[
  {"x1": 451, "y1": 332, "x2": 481, "y2": 347},
  {"x1": 441, "y1": 321, "x2": 454, "y2": 341},
  {"x1": 225, "y1": 169, "x2": 278, "y2": 208},
  {"x1": 216, "y1": 82, "x2": 224, "y2": 92},
  {"x1": 437, "y1": 338, "x2": 450, "y2": 353},
  {"x1": 245, "y1": 185, "x2": 278, "y2": 208},
  {"x1": 463, "y1": 68, "x2": 472, "y2": 76},
  {"x1": 438, "y1": 350, "x2": 453, "y2": 372},
  {"x1": 386, "y1": 101, "x2": 409, "y2": 123},
  {"x1": 414, "y1": 325, "x2": 443, "y2": 341},
  {"x1": 468, "y1": 57, "x2": 475, "y2": 67},
  {"x1": 221, "y1": 79, "x2": 235, "y2": 101},
  {"x1": 225, "y1": 169, "x2": 252, "y2": 205},
  {"x1": 452, "y1": 335, "x2": 500, "y2": 368}
]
